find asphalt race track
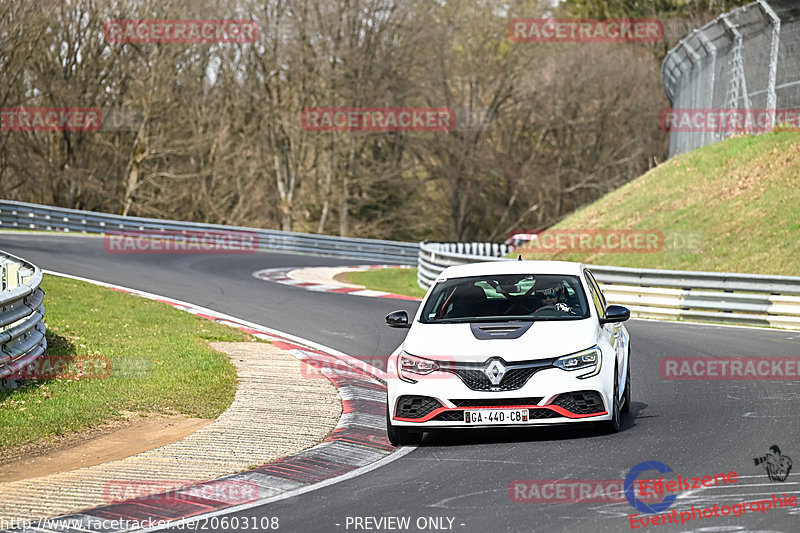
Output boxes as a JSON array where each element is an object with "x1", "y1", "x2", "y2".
[{"x1": 3, "y1": 233, "x2": 799, "y2": 533}]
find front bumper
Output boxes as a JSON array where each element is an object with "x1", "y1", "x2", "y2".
[{"x1": 387, "y1": 361, "x2": 614, "y2": 428}]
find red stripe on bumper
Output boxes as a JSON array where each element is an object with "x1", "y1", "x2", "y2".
[{"x1": 394, "y1": 405, "x2": 607, "y2": 423}]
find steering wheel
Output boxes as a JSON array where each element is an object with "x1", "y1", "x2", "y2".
[
  {"x1": 533, "y1": 305, "x2": 557, "y2": 313},
  {"x1": 504, "y1": 303, "x2": 530, "y2": 315},
  {"x1": 503, "y1": 291, "x2": 531, "y2": 316}
]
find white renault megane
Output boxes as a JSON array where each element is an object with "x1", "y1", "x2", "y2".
[{"x1": 384, "y1": 260, "x2": 631, "y2": 445}]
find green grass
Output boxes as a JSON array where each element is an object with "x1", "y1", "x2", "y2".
[
  {"x1": 342, "y1": 268, "x2": 427, "y2": 298},
  {"x1": 0, "y1": 275, "x2": 251, "y2": 451},
  {"x1": 517, "y1": 131, "x2": 800, "y2": 275}
]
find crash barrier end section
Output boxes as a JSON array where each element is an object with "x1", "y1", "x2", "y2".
[{"x1": 0, "y1": 250, "x2": 46, "y2": 382}]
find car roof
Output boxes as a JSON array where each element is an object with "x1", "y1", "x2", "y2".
[{"x1": 437, "y1": 260, "x2": 587, "y2": 279}]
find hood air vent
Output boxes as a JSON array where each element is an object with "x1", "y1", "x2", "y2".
[{"x1": 470, "y1": 322, "x2": 533, "y2": 340}]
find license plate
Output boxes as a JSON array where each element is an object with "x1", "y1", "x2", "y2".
[{"x1": 463, "y1": 409, "x2": 529, "y2": 424}]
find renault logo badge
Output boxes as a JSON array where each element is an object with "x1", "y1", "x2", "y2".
[{"x1": 484, "y1": 359, "x2": 506, "y2": 385}]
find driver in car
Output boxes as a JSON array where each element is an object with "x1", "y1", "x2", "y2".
[{"x1": 535, "y1": 281, "x2": 576, "y2": 314}]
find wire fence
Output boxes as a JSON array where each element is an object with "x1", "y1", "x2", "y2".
[{"x1": 662, "y1": 0, "x2": 800, "y2": 156}]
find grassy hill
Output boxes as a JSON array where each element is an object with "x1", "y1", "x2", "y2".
[{"x1": 518, "y1": 131, "x2": 800, "y2": 275}]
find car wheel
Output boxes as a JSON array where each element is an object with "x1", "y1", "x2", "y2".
[
  {"x1": 602, "y1": 366, "x2": 622, "y2": 434},
  {"x1": 621, "y1": 354, "x2": 631, "y2": 414},
  {"x1": 386, "y1": 406, "x2": 423, "y2": 446}
]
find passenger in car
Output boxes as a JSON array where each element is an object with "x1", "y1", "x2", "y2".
[{"x1": 446, "y1": 285, "x2": 489, "y2": 318}]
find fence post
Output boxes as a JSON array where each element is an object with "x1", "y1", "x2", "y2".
[
  {"x1": 684, "y1": 37, "x2": 704, "y2": 153},
  {"x1": 721, "y1": 14, "x2": 751, "y2": 115},
  {"x1": 697, "y1": 31, "x2": 717, "y2": 147},
  {"x1": 759, "y1": 0, "x2": 781, "y2": 126}
]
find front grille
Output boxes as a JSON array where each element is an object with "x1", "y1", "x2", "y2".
[
  {"x1": 452, "y1": 367, "x2": 540, "y2": 391},
  {"x1": 551, "y1": 391, "x2": 605, "y2": 415},
  {"x1": 450, "y1": 397, "x2": 542, "y2": 407},
  {"x1": 432, "y1": 411, "x2": 464, "y2": 422},
  {"x1": 527, "y1": 408, "x2": 562, "y2": 419},
  {"x1": 394, "y1": 395, "x2": 442, "y2": 419}
]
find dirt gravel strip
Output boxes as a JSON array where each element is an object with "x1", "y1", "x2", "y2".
[
  {"x1": 0, "y1": 272, "x2": 405, "y2": 533},
  {"x1": 253, "y1": 265, "x2": 422, "y2": 301}
]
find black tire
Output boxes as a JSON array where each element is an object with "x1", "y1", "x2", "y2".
[
  {"x1": 602, "y1": 366, "x2": 622, "y2": 434},
  {"x1": 386, "y1": 406, "x2": 423, "y2": 446},
  {"x1": 621, "y1": 354, "x2": 631, "y2": 414}
]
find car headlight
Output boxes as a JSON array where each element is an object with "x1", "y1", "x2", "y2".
[
  {"x1": 553, "y1": 346, "x2": 601, "y2": 379},
  {"x1": 398, "y1": 351, "x2": 440, "y2": 383}
]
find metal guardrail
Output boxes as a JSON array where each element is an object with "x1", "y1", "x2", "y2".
[
  {"x1": 0, "y1": 200, "x2": 418, "y2": 265},
  {"x1": 418, "y1": 241, "x2": 800, "y2": 330},
  {"x1": 425, "y1": 241, "x2": 512, "y2": 258},
  {"x1": 418, "y1": 241, "x2": 505, "y2": 288},
  {"x1": 0, "y1": 251, "x2": 47, "y2": 380}
]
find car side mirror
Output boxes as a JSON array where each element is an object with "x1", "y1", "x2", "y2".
[
  {"x1": 600, "y1": 304, "x2": 630, "y2": 325},
  {"x1": 386, "y1": 310, "x2": 411, "y2": 328}
]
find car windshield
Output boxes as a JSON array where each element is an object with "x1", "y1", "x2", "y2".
[{"x1": 419, "y1": 274, "x2": 590, "y2": 323}]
